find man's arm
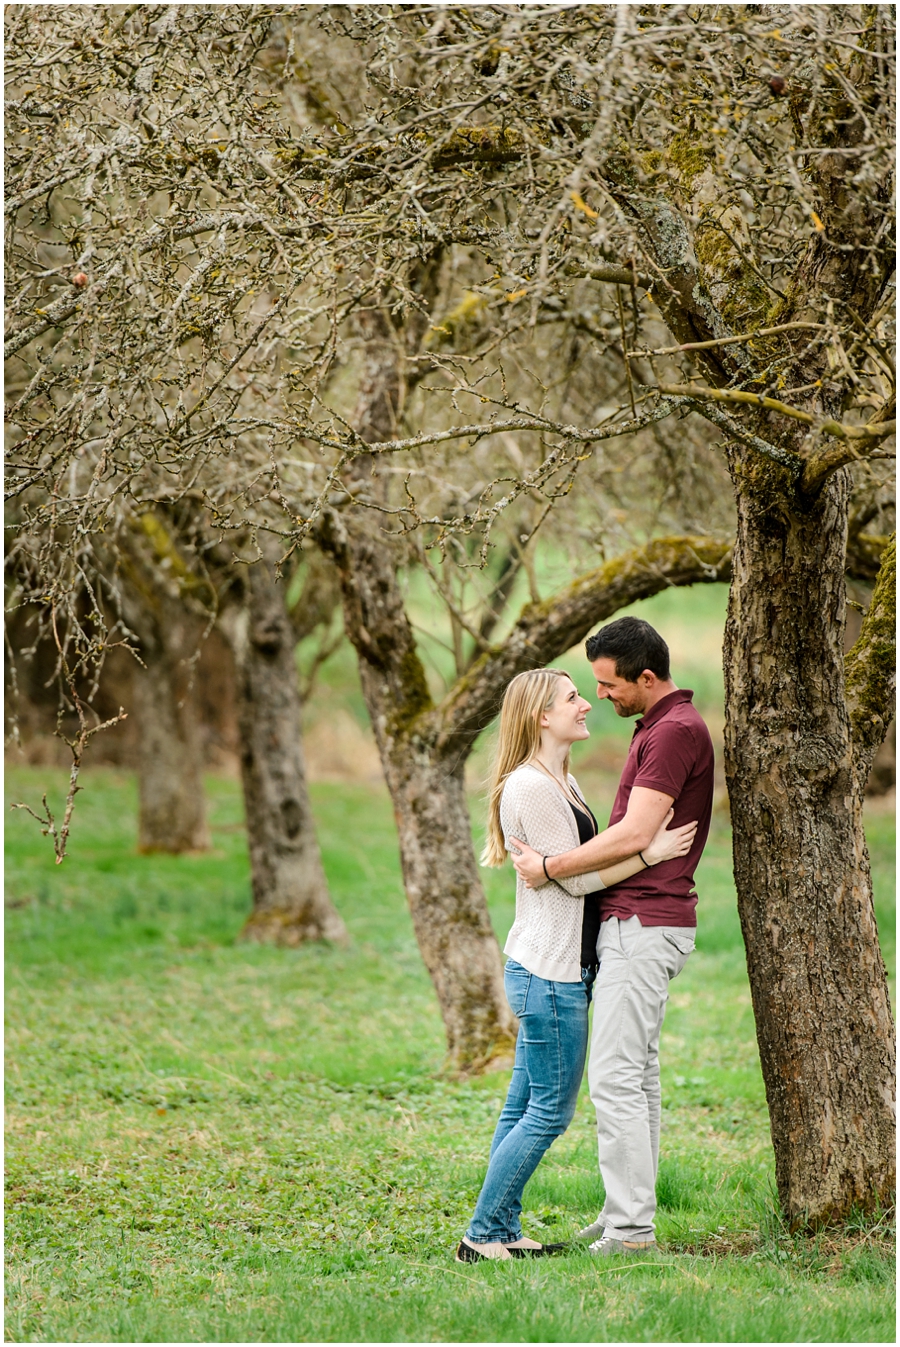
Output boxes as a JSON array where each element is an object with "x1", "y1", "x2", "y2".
[{"x1": 510, "y1": 786, "x2": 675, "y2": 888}]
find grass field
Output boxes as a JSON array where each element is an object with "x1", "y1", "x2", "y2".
[{"x1": 5, "y1": 765, "x2": 895, "y2": 1344}]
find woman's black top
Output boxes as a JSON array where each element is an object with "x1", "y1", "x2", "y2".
[{"x1": 569, "y1": 796, "x2": 604, "y2": 969}]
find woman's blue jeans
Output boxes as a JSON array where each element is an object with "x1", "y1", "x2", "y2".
[{"x1": 465, "y1": 959, "x2": 594, "y2": 1244}]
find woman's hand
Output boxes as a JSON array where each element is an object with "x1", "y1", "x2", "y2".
[{"x1": 642, "y1": 809, "x2": 698, "y2": 866}]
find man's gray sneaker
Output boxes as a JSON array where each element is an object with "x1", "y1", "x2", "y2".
[
  {"x1": 573, "y1": 1218, "x2": 605, "y2": 1242},
  {"x1": 588, "y1": 1236, "x2": 657, "y2": 1257}
]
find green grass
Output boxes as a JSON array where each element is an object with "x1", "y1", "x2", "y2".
[{"x1": 5, "y1": 766, "x2": 895, "y2": 1343}]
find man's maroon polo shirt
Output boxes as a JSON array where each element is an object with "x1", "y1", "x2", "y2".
[{"x1": 601, "y1": 688, "x2": 714, "y2": 928}]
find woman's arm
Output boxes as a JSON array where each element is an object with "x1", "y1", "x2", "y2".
[{"x1": 595, "y1": 808, "x2": 696, "y2": 886}]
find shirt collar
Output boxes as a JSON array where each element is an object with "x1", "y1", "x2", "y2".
[{"x1": 635, "y1": 688, "x2": 694, "y2": 731}]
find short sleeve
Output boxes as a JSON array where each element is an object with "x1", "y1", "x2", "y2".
[{"x1": 632, "y1": 721, "x2": 697, "y2": 800}]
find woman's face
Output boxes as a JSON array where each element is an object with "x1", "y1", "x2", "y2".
[{"x1": 540, "y1": 677, "x2": 592, "y2": 747}]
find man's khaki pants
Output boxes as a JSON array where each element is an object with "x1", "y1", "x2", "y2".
[{"x1": 588, "y1": 914, "x2": 695, "y2": 1241}]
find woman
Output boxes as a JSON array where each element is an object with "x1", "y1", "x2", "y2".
[{"x1": 456, "y1": 667, "x2": 695, "y2": 1263}]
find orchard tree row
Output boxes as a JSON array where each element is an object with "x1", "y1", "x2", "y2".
[{"x1": 5, "y1": 4, "x2": 894, "y2": 1226}]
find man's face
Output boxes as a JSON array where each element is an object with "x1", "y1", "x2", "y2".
[{"x1": 590, "y1": 657, "x2": 652, "y2": 718}]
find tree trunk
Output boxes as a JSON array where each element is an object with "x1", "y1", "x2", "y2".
[
  {"x1": 319, "y1": 301, "x2": 516, "y2": 1071},
  {"x1": 221, "y1": 559, "x2": 346, "y2": 946},
  {"x1": 131, "y1": 609, "x2": 209, "y2": 854},
  {"x1": 597, "y1": 80, "x2": 897, "y2": 1224},
  {"x1": 321, "y1": 500, "x2": 516, "y2": 1070},
  {"x1": 388, "y1": 745, "x2": 517, "y2": 1072},
  {"x1": 723, "y1": 464, "x2": 895, "y2": 1227}
]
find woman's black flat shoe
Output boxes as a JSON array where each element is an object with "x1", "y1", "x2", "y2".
[
  {"x1": 455, "y1": 1239, "x2": 513, "y2": 1263},
  {"x1": 505, "y1": 1241, "x2": 568, "y2": 1257}
]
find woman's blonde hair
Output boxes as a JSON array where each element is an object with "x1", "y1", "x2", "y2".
[{"x1": 481, "y1": 668, "x2": 575, "y2": 867}]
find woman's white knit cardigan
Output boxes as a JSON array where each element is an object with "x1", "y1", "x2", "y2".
[{"x1": 500, "y1": 763, "x2": 605, "y2": 983}]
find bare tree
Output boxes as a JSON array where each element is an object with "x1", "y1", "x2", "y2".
[
  {"x1": 219, "y1": 543, "x2": 347, "y2": 946},
  {"x1": 123, "y1": 506, "x2": 347, "y2": 944}
]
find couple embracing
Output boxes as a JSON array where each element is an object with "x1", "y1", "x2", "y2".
[{"x1": 457, "y1": 616, "x2": 714, "y2": 1263}]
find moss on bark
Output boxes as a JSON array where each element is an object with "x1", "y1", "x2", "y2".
[{"x1": 846, "y1": 534, "x2": 896, "y2": 756}]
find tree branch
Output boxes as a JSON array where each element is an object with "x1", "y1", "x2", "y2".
[
  {"x1": 563, "y1": 261, "x2": 653, "y2": 288},
  {"x1": 434, "y1": 534, "x2": 734, "y2": 761},
  {"x1": 5, "y1": 210, "x2": 311, "y2": 359},
  {"x1": 10, "y1": 692, "x2": 128, "y2": 863},
  {"x1": 627, "y1": 322, "x2": 829, "y2": 358},
  {"x1": 305, "y1": 397, "x2": 688, "y2": 460},
  {"x1": 656, "y1": 384, "x2": 896, "y2": 443},
  {"x1": 801, "y1": 439, "x2": 897, "y2": 496},
  {"x1": 278, "y1": 125, "x2": 531, "y2": 182},
  {"x1": 677, "y1": 399, "x2": 803, "y2": 477}
]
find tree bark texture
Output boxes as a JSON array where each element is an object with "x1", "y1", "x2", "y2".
[
  {"x1": 845, "y1": 536, "x2": 897, "y2": 795},
  {"x1": 723, "y1": 469, "x2": 895, "y2": 1225},
  {"x1": 131, "y1": 621, "x2": 209, "y2": 854},
  {"x1": 222, "y1": 559, "x2": 346, "y2": 946},
  {"x1": 120, "y1": 559, "x2": 210, "y2": 855},
  {"x1": 321, "y1": 499, "x2": 518, "y2": 1072}
]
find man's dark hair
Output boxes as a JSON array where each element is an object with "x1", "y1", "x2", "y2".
[{"x1": 585, "y1": 617, "x2": 671, "y2": 683}]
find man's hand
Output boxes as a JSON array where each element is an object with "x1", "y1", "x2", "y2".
[
  {"x1": 508, "y1": 838, "x2": 548, "y2": 888},
  {"x1": 509, "y1": 787, "x2": 678, "y2": 887}
]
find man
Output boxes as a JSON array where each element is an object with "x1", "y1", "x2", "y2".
[{"x1": 510, "y1": 616, "x2": 714, "y2": 1257}]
